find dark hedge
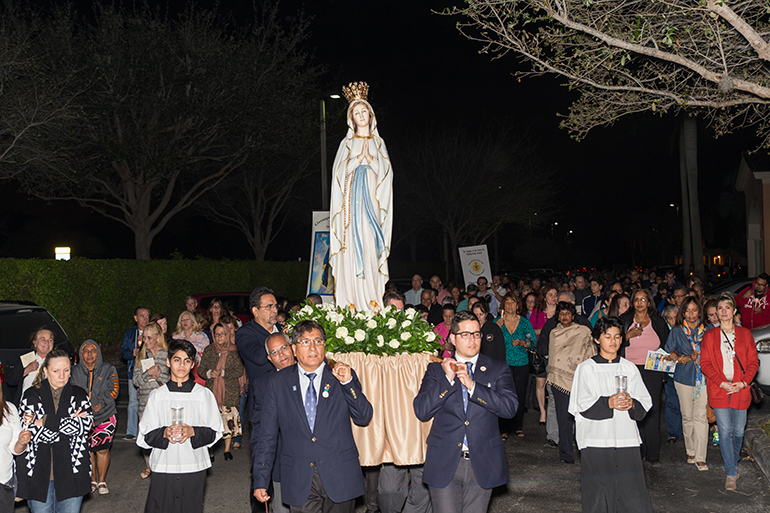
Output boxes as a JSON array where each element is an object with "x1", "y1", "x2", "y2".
[{"x1": 0, "y1": 258, "x2": 444, "y2": 348}]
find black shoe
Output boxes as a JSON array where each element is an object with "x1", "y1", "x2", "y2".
[
  {"x1": 209, "y1": 452, "x2": 215, "y2": 463},
  {"x1": 224, "y1": 452, "x2": 233, "y2": 461},
  {"x1": 539, "y1": 421, "x2": 546, "y2": 426},
  {"x1": 667, "y1": 437, "x2": 678, "y2": 444},
  {"x1": 561, "y1": 459, "x2": 575, "y2": 464},
  {"x1": 122, "y1": 434, "x2": 136, "y2": 441},
  {"x1": 544, "y1": 439, "x2": 558, "y2": 448}
]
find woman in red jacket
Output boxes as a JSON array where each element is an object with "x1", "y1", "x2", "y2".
[{"x1": 700, "y1": 292, "x2": 758, "y2": 492}]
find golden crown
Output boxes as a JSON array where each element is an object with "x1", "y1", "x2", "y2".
[{"x1": 342, "y1": 81, "x2": 369, "y2": 103}]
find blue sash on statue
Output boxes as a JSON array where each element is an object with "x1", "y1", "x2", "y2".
[{"x1": 351, "y1": 164, "x2": 386, "y2": 278}]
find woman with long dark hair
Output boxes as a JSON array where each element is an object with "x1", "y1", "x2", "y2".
[
  {"x1": 619, "y1": 289, "x2": 669, "y2": 465},
  {"x1": 531, "y1": 283, "x2": 559, "y2": 336},
  {"x1": 664, "y1": 296, "x2": 709, "y2": 471},
  {"x1": 494, "y1": 294, "x2": 535, "y2": 439}
]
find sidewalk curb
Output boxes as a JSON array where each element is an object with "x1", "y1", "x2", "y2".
[{"x1": 744, "y1": 403, "x2": 770, "y2": 484}]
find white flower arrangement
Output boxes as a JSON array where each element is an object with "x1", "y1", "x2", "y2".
[{"x1": 285, "y1": 301, "x2": 441, "y2": 356}]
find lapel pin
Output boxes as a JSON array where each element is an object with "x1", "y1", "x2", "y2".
[
  {"x1": 322, "y1": 391, "x2": 329, "y2": 398},
  {"x1": 480, "y1": 366, "x2": 486, "y2": 372},
  {"x1": 292, "y1": 385, "x2": 297, "y2": 392}
]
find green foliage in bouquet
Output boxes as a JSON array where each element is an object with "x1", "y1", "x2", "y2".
[{"x1": 286, "y1": 303, "x2": 440, "y2": 356}]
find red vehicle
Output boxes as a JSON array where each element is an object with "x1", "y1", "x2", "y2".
[{"x1": 192, "y1": 293, "x2": 252, "y2": 326}]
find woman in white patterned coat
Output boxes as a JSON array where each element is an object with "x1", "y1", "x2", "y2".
[{"x1": 16, "y1": 348, "x2": 93, "y2": 512}]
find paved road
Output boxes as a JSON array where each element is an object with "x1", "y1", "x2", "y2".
[{"x1": 12, "y1": 368, "x2": 770, "y2": 512}]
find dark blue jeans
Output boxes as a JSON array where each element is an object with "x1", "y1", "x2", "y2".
[
  {"x1": 27, "y1": 481, "x2": 83, "y2": 513},
  {"x1": 712, "y1": 407, "x2": 747, "y2": 477}
]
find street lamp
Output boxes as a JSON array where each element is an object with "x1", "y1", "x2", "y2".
[{"x1": 320, "y1": 95, "x2": 343, "y2": 211}]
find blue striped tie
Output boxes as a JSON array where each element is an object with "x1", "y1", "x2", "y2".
[
  {"x1": 304, "y1": 372, "x2": 317, "y2": 431},
  {"x1": 462, "y1": 362, "x2": 473, "y2": 448}
]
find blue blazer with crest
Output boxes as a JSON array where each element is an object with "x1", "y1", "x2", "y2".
[
  {"x1": 413, "y1": 353, "x2": 517, "y2": 489},
  {"x1": 253, "y1": 363, "x2": 373, "y2": 506}
]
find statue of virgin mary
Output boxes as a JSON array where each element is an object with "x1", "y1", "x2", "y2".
[{"x1": 329, "y1": 82, "x2": 393, "y2": 310}]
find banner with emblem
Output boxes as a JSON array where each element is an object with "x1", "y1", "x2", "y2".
[{"x1": 458, "y1": 244, "x2": 492, "y2": 287}]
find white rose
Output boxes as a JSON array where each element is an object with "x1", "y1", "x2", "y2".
[
  {"x1": 386, "y1": 318, "x2": 397, "y2": 329},
  {"x1": 354, "y1": 329, "x2": 366, "y2": 341},
  {"x1": 405, "y1": 308, "x2": 417, "y2": 319},
  {"x1": 301, "y1": 305, "x2": 314, "y2": 315},
  {"x1": 400, "y1": 332, "x2": 410, "y2": 341},
  {"x1": 366, "y1": 319, "x2": 377, "y2": 329},
  {"x1": 425, "y1": 331, "x2": 436, "y2": 342},
  {"x1": 321, "y1": 302, "x2": 334, "y2": 311},
  {"x1": 344, "y1": 336, "x2": 355, "y2": 345},
  {"x1": 401, "y1": 320, "x2": 412, "y2": 329},
  {"x1": 364, "y1": 310, "x2": 375, "y2": 319},
  {"x1": 382, "y1": 305, "x2": 393, "y2": 315},
  {"x1": 377, "y1": 335, "x2": 385, "y2": 344},
  {"x1": 335, "y1": 326, "x2": 349, "y2": 339},
  {"x1": 389, "y1": 340, "x2": 400, "y2": 349},
  {"x1": 355, "y1": 312, "x2": 365, "y2": 320}
]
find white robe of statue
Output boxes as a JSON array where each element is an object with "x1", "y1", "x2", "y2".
[{"x1": 329, "y1": 99, "x2": 393, "y2": 309}]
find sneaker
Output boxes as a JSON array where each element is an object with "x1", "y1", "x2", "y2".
[
  {"x1": 725, "y1": 476, "x2": 737, "y2": 491},
  {"x1": 544, "y1": 439, "x2": 558, "y2": 448},
  {"x1": 123, "y1": 434, "x2": 136, "y2": 441}
]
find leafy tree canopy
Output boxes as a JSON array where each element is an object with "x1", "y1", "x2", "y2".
[{"x1": 450, "y1": 0, "x2": 770, "y2": 145}]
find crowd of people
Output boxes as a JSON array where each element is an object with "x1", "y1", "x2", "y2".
[{"x1": 0, "y1": 269, "x2": 765, "y2": 513}]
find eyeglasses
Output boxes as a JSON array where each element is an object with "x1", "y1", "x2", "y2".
[
  {"x1": 296, "y1": 338, "x2": 325, "y2": 347},
  {"x1": 268, "y1": 344, "x2": 290, "y2": 357},
  {"x1": 633, "y1": 297, "x2": 648, "y2": 303},
  {"x1": 259, "y1": 303, "x2": 278, "y2": 310},
  {"x1": 455, "y1": 331, "x2": 482, "y2": 340},
  {"x1": 214, "y1": 332, "x2": 228, "y2": 338}
]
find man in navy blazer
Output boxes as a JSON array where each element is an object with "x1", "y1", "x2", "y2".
[
  {"x1": 251, "y1": 332, "x2": 296, "y2": 513},
  {"x1": 253, "y1": 320, "x2": 373, "y2": 513},
  {"x1": 414, "y1": 311, "x2": 517, "y2": 513}
]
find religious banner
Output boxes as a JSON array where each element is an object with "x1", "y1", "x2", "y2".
[
  {"x1": 307, "y1": 211, "x2": 335, "y2": 302},
  {"x1": 458, "y1": 244, "x2": 492, "y2": 287}
]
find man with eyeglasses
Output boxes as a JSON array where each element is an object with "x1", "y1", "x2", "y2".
[
  {"x1": 237, "y1": 287, "x2": 280, "y2": 393},
  {"x1": 254, "y1": 320, "x2": 372, "y2": 513},
  {"x1": 250, "y1": 333, "x2": 296, "y2": 513},
  {"x1": 414, "y1": 311, "x2": 517, "y2": 513}
]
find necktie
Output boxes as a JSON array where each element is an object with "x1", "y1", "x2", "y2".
[
  {"x1": 461, "y1": 362, "x2": 474, "y2": 412},
  {"x1": 461, "y1": 362, "x2": 473, "y2": 449},
  {"x1": 304, "y1": 372, "x2": 317, "y2": 431}
]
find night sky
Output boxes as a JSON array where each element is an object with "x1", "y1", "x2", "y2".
[{"x1": 0, "y1": 0, "x2": 757, "y2": 270}]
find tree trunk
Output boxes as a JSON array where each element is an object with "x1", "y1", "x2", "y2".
[
  {"x1": 683, "y1": 117, "x2": 705, "y2": 280},
  {"x1": 679, "y1": 118, "x2": 692, "y2": 279},
  {"x1": 134, "y1": 230, "x2": 153, "y2": 260}
]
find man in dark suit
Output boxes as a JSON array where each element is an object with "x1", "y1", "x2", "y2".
[
  {"x1": 251, "y1": 332, "x2": 296, "y2": 513},
  {"x1": 253, "y1": 320, "x2": 373, "y2": 513},
  {"x1": 414, "y1": 311, "x2": 517, "y2": 513},
  {"x1": 236, "y1": 286, "x2": 279, "y2": 412}
]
